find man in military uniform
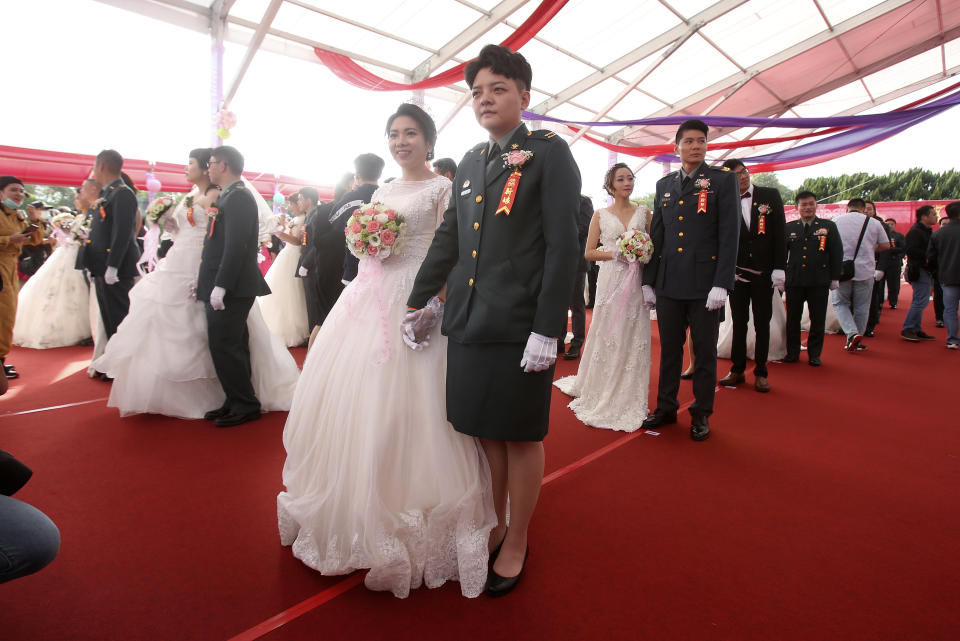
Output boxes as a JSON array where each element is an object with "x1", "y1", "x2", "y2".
[
  {"x1": 198, "y1": 146, "x2": 271, "y2": 428},
  {"x1": 405, "y1": 44, "x2": 580, "y2": 596},
  {"x1": 640, "y1": 119, "x2": 739, "y2": 441},
  {"x1": 864, "y1": 200, "x2": 892, "y2": 337},
  {"x1": 82, "y1": 150, "x2": 141, "y2": 339},
  {"x1": 783, "y1": 191, "x2": 842, "y2": 366}
]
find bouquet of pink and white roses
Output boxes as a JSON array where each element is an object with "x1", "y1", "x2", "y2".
[
  {"x1": 144, "y1": 195, "x2": 176, "y2": 227},
  {"x1": 344, "y1": 201, "x2": 406, "y2": 260},
  {"x1": 615, "y1": 229, "x2": 654, "y2": 264}
]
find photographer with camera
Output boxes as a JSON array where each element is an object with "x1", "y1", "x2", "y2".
[{"x1": 0, "y1": 176, "x2": 44, "y2": 379}]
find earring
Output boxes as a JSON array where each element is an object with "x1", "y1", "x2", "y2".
[{"x1": 426, "y1": 150, "x2": 435, "y2": 161}]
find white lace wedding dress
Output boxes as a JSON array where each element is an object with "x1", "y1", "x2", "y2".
[
  {"x1": 14, "y1": 239, "x2": 91, "y2": 348},
  {"x1": 258, "y1": 215, "x2": 310, "y2": 346},
  {"x1": 277, "y1": 175, "x2": 496, "y2": 599},
  {"x1": 93, "y1": 194, "x2": 300, "y2": 418},
  {"x1": 717, "y1": 289, "x2": 788, "y2": 361},
  {"x1": 555, "y1": 207, "x2": 651, "y2": 432}
]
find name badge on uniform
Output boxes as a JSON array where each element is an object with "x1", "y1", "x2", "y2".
[
  {"x1": 664, "y1": 193, "x2": 671, "y2": 197},
  {"x1": 460, "y1": 188, "x2": 471, "y2": 196}
]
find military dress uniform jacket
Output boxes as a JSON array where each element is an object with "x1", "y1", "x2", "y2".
[
  {"x1": 784, "y1": 217, "x2": 842, "y2": 287},
  {"x1": 642, "y1": 163, "x2": 739, "y2": 299},
  {"x1": 197, "y1": 181, "x2": 270, "y2": 302},
  {"x1": 877, "y1": 229, "x2": 904, "y2": 271},
  {"x1": 736, "y1": 185, "x2": 786, "y2": 273},
  {"x1": 408, "y1": 124, "x2": 581, "y2": 343},
  {"x1": 81, "y1": 179, "x2": 141, "y2": 278}
]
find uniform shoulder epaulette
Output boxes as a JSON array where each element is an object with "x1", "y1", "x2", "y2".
[
  {"x1": 528, "y1": 129, "x2": 561, "y2": 142},
  {"x1": 720, "y1": 166, "x2": 732, "y2": 172},
  {"x1": 469, "y1": 141, "x2": 487, "y2": 154}
]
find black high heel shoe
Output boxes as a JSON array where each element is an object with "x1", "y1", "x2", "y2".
[{"x1": 486, "y1": 546, "x2": 528, "y2": 598}]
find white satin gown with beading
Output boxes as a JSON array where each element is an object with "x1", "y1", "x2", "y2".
[
  {"x1": 258, "y1": 215, "x2": 310, "y2": 347},
  {"x1": 717, "y1": 289, "x2": 788, "y2": 361},
  {"x1": 93, "y1": 196, "x2": 300, "y2": 418},
  {"x1": 555, "y1": 207, "x2": 651, "y2": 432},
  {"x1": 277, "y1": 176, "x2": 496, "y2": 599},
  {"x1": 14, "y1": 239, "x2": 91, "y2": 348}
]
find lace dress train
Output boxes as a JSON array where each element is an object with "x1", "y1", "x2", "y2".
[{"x1": 14, "y1": 242, "x2": 91, "y2": 348}]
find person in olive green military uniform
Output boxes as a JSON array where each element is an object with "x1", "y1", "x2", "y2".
[
  {"x1": 783, "y1": 190, "x2": 842, "y2": 366},
  {"x1": 640, "y1": 119, "x2": 740, "y2": 442},
  {"x1": 405, "y1": 45, "x2": 580, "y2": 597},
  {"x1": 81, "y1": 150, "x2": 141, "y2": 339}
]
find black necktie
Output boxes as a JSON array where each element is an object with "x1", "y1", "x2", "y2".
[
  {"x1": 804, "y1": 222, "x2": 811, "y2": 235},
  {"x1": 681, "y1": 176, "x2": 690, "y2": 190},
  {"x1": 487, "y1": 143, "x2": 501, "y2": 176}
]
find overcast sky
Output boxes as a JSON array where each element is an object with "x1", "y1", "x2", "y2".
[{"x1": 6, "y1": 1, "x2": 956, "y2": 205}]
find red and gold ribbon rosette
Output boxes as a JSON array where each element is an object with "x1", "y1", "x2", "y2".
[
  {"x1": 495, "y1": 149, "x2": 535, "y2": 216},
  {"x1": 95, "y1": 198, "x2": 106, "y2": 220},
  {"x1": 693, "y1": 177, "x2": 710, "y2": 214},
  {"x1": 757, "y1": 204, "x2": 770, "y2": 235},
  {"x1": 207, "y1": 206, "x2": 219, "y2": 237},
  {"x1": 185, "y1": 196, "x2": 195, "y2": 226},
  {"x1": 818, "y1": 234, "x2": 827, "y2": 251},
  {"x1": 301, "y1": 229, "x2": 307, "y2": 245}
]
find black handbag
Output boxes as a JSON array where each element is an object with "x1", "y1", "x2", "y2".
[{"x1": 839, "y1": 217, "x2": 870, "y2": 282}]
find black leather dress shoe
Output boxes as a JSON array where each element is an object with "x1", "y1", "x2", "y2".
[
  {"x1": 98, "y1": 372, "x2": 113, "y2": 382},
  {"x1": 808, "y1": 356, "x2": 822, "y2": 367},
  {"x1": 562, "y1": 345, "x2": 581, "y2": 360},
  {"x1": 204, "y1": 406, "x2": 230, "y2": 421},
  {"x1": 486, "y1": 546, "x2": 528, "y2": 598},
  {"x1": 690, "y1": 415, "x2": 710, "y2": 441},
  {"x1": 3, "y1": 364, "x2": 19, "y2": 379},
  {"x1": 214, "y1": 409, "x2": 262, "y2": 427},
  {"x1": 679, "y1": 370, "x2": 694, "y2": 379},
  {"x1": 641, "y1": 410, "x2": 677, "y2": 430},
  {"x1": 782, "y1": 354, "x2": 799, "y2": 363}
]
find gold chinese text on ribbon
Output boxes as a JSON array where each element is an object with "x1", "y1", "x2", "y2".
[{"x1": 496, "y1": 171, "x2": 521, "y2": 216}]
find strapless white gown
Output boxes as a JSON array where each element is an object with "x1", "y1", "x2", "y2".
[
  {"x1": 93, "y1": 194, "x2": 300, "y2": 418},
  {"x1": 277, "y1": 176, "x2": 496, "y2": 598},
  {"x1": 14, "y1": 242, "x2": 91, "y2": 348},
  {"x1": 259, "y1": 216, "x2": 310, "y2": 346}
]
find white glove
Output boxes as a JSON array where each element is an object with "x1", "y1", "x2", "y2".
[
  {"x1": 830, "y1": 280, "x2": 839, "y2": 291},
  {"x1": 298, "y1": 266, "x2": 308, "y2": 277},
  {"x1": 209, "y1": 286, "x2": 226, "y2": 311},
  {"x1": 771, "y1": 269, "x2": 785, "y2": 291},
  {"x1": 641, "y1": 285, "x2": 656, "y2": 309},
  {"x1": 874, "y1": 269, "x2": 884, "y2": 282},
  {"x1": 401, "y1": 296, "x2": 444, "y2": 350},
  {"x1": 520, "y1": 332, "x2": 557, "y2": 373},
  {"x1": 705, "y1": 286, "x2": 727, "y2": 311},
  {"x1": 104, "y1": 266, "x2": 119, "y2": 285}
]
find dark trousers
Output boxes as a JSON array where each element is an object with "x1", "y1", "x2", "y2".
[
  {"x1": 205, "y1": 296, "x2": 259, "y2": 414},
  {"x1": 866, "y1": 278, "x2": 884, "y2": 332},
  {"x1": 934, "y1": 273, "x2": 944, "y2": 321},
  {"x1": 568, "y1": 270, "x2": 586, "y2": 347},
  {"x1": 729, "y1": 276, "x2": 773, "y2": 377},
  {"x1": 93, "y1": 276, "x2": 134, "y2": 338},
  {"x1": 655, "y1": 295, "x2": 721, "y2": 418},
  {"x1": 884, "y1": 262, "x2": 901, "y2": 307},
  {"x1": 586, "y1": 262, "x2": 599, "y2": 307},
  {"x1": 786, "y1": 285, "x2": 829, "y2": 360},
  {"x1": 302, "y1": 272, "x2": 323, "y2": 331}
]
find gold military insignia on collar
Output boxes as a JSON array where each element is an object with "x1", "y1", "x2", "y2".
[
  {"x1": 722, "y1": 166, "x2": 731, "y2": 171},
  {"x1": 511, "y1": 143, "x2": 519, "y2": 149}
]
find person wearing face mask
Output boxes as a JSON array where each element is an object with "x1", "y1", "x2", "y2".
[{"x1": 0, "y1": 175, "x2": 44, "y2": 379}]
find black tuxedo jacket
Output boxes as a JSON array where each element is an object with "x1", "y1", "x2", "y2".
[
  {"x1": 642, "y1": 163, "x2": 739, "y2": 299},
  {"x1": 332, "y1": 184, "x2": 378, "y2": 283},
  {"x1": 296, "y1": 202, "x2": 328, "y2": 275},
  {"x1": 736, "y1": 185, "x2": 786, "y2": 273},
  {"x1": 74, "y1": 205, "x2": 96, "y2": 271},
  {"x1": 408, "y1": 125, "x2": 581, "y2": 342},
  {"x1": 81, "y1": 178, "x2": 141, "y2": 278},
  {"x1": 784, "y1": 217, "x2": 842, "y2": 287},
  {"x1": 197, "y1": 180, "x2": 270, "y2": 302}
]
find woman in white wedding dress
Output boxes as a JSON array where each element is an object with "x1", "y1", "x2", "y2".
[
  {"x1": 717, "y1": 289, "x2": 788, "y2": 361},
  {"x1": 258, "y1": 205, "x2": 309, "y2": 347},
  {"x1": 93, "y1": 148, "x2": 299, "y2": 419},
  {"x1": 555, "y1": 164, "x2": 651, "y2": 432},
  {"x1": 278, "y1": 104, "x2": 495, "y2": 599},
  {"x1": 14, "y1": 217, "x2": 91, "y2": 349}
]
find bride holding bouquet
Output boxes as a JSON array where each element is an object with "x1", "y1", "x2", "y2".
[
  {"x1": 277, "y1": 104, "x2": 495, "y2": 599},
  {"x1": 555, "y1": 163, "x2": 652, "y2": 432}
]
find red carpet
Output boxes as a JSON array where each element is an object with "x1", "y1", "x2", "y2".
[{"x1": 1, "y1": 286, "x2": 958, "y2": 641}]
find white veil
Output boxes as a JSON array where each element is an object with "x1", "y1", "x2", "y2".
[{"x1": 242, "y1": 176, "x2": 276, "y2": 244}]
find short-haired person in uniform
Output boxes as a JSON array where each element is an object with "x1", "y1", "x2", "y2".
[
  {"x1": 82, "y1": 150, "x2": 141, "y2": 344},
  {"x1": 404, "y1": 44, "x2": 581, "y2": 596},
  {"x1": 333, "y1": 154, "x2": 386, "y2": 286},
  {"x1": 863, "y1": 200, "x2": 891, "y2": 338},
  {"x1": 639, "y1": 120, "x2": 739, "y2": 440},
  {"x1": 717, "y1": 158, "x2": 786, "y2": 393},
  {"x1": 198, "y1": 146, "x2": 272, "y2": 427},
  {"x1": 783, "y1": 191, "x2": 842, "y2": 366},
  {"x1": 882, "y1": 218, "x2": 905, "y2": 308}
]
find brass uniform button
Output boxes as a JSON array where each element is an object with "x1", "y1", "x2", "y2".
[
  {"x1": 712, "y1": 255, "x2": 716, "y2": 260},
  {"x1": 475, "y1": 195, "x2": 483, "y2": 203},
  {"x1": 678, "y1": 247, "x2": 684, "y2": 253},
  {"x1": 471, "y1": 250, "x2": 477, "y2": 258},
  {"x1": 802, "y1": 255, "x2": 806, "y2": 259},
  {"x1": 678, "y1": 216, "x2": 684, "y2": 221},
  {"x1": 678, "y1": 232, "x2": 684, "y2": 237},
  {"x1": 473, "y1": 222, "x2": 480, "y2": 230},
  {"x1": 468, "y1": 278, "x2": 474, "y2": 286},
  {"x1": 678, "y1": 200, "x2": 684, "y2": 205}
]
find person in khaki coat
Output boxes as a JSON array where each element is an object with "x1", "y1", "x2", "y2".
[{"x1": 0, "y1": 175, "x2": 44, "y2": 379}]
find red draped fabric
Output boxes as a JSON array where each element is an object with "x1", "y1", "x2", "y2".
[
  {"x1": 0, "y1": 145, "x2": 332, "y2": 199},
  {"x1": 313, "y1": 0, "x2": 568, "y2": 91}
]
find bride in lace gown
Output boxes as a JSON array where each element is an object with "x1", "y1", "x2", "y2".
[
  {"x1": 278, "y1": 105, "x2": 495, "y2": 599},
  {"x1": 14, "y1": 226, "x2": 91, "y2": 349},
  {"x1": 93, "y1": 149, "x2": 299, "y2": 418},
  {"x1": 258, "y1": 211, "x2": 309, "y2": 347},
  {"x1": 555, "y1": 164, "x2": 651, "y2": 432}
]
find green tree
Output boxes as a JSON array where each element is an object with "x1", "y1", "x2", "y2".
[
  {"x1": 24, "y1": 184, "x2": 76, "y2": 209},
  {"x1": 631, "y1": 193, "x2": 655, "y2": 209},
  {"x1": 797, "y1": 168, "x2": 959, "y2": 203},
  {"x1": 751, "y1": 172, "x2": 794, "y2": 204}
]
